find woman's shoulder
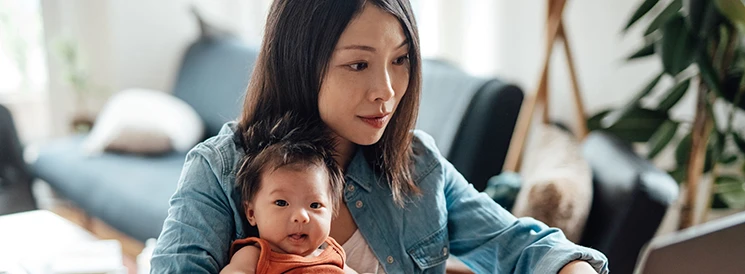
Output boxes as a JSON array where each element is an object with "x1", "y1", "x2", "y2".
[
  {"x1": 410, "y1": 130, "x2": 445, "y2": 182},
  {"x1": 187, "y1": 121, "x2": 244, "y2": 177}
]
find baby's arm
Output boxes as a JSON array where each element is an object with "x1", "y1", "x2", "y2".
[{"x1": 220, "y1": 245, "x2": 261, "y2": 274}]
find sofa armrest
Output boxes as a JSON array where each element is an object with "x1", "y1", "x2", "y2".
[
  {"x1": 418, "y1": 59, "x2": 524, "y2": 192},
  {"x1": 448, "y1": 80, "x2": 523, "y2": 192},
  {"x1": 580, "y1": 131, "x2": 679, "y2": 274}
]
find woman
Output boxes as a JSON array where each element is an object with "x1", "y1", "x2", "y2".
[{"x1": 151, "y1": 0, "x2": 609, "y2": 273}]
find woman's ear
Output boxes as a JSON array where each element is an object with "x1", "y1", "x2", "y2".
[{"x1": 245, "y1": 201, "x2": 257, "y2": 226}]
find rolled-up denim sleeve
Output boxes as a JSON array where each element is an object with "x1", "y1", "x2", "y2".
[
  {"x1": 442, "y1": 157, "x2": 609, "y2": 273},
  {"x1": 150, "y1": 145, "x2": 235, "y2": 273}
]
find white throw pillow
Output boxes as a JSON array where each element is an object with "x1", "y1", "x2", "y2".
[{"x1": 83, "y1": 88, "x2": 204, "y2": 155}]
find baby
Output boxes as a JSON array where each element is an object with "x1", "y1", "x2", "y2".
[{"x1": 221, "y1": 115, "x2": 352, "y2": 274}]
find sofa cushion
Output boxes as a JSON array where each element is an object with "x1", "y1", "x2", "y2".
[
  {"x1": 84, "y1": 88, "x2": 204, "y2": 155},
  {"x1": 512, "y1": 124, "x2": 593, "y2": 243},
  {"x1": 172, "y1": 36, "x2": 258, "y2": 138},
  {"x1": 32, "y1": 135, "x2": 186, "y2": 242},
  {"x1": 417, "y1": 60, "x2": 523, "y2": 191}
]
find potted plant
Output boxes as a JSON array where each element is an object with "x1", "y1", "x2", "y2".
[
  {"x1": 589, "y1": 0, "x2": 745, "y2": 229},
  {"x1": 54, "y1": 37, "x2": 98, "y2": 133}
]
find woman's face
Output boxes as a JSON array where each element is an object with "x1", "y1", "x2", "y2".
[{"x1": 318, "y1": 3, "x2": 410, "y2": 147}]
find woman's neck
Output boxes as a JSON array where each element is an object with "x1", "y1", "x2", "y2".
[{"x1": 333, "y1": 137, "x2": 356, "y2": 170}]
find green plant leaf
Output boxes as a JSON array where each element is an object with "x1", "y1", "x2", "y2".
[
  {"x1": 686, "y1": 0, "x2": 708, "y2": 34},
  {"x1": 696, "y1": 48, "x2": 725, "y2": 97},
  {"x1": 714, "y1": 175, "x2": 745, "y2": 209},
  {"x1": 712, "y1": 130, "x2": 726, "y2": 164},
  {"x1": 668, "y1": 167, "x2": 687, "y2": 184},
  {"x1": 648, "y1": 119, "x2": 680, "y2": 158},
  {"x1": 657, "y1": 78, "x2": 691, "y2": 111},
  {"x1": 722, "y1": 70, "x2": 745, "y2": 110},
  {"x1": 645, "y1": 0, "x2": 683, "y2": 36},
  {"x1": 589, "y1": 107, "x2": 669, "y2": 143},
  {"x1": 659, "y1": 14, "x2": 696, "y2": 75},
  {"x1": 719, "y1": 152, "x2": 739, "y2": 164},
  {"x1": 734, "y1": 131, "x2": 745, "y2": 154},
  {"x1": 688, "y1": 0, "x2": 727, "y2": 39},
  {"x1": 626, "y1": 0, "x2": 661, "y2": 31},
  {"x1": 714, "y1": 0, "x2": 745, "y2": 33},
  {"x1": 675, "y1": 133, "x2": 716, "y2": 173},
  {"x1": 601, "y1": 73, "x2": 664, "y2": 128},
  {"x1": 628, "y1": 39, "x2": 658, "y2": 60},
  {"x1": 712, "y1": 193, "x2": 731, "y2": 208}
]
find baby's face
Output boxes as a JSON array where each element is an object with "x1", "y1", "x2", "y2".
[{"x1": 246, "y1": 164, "x2": 333, "y2": 257}]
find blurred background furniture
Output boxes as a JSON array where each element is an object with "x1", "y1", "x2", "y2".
[
  {"x1": 30, "y1": 30, "x2": 524, "y2": 243},
  {"x1": 0, "y1": 210, "x2": 135, "y2": 273},
  {"x1": 0, "y1": 104, "x2": 37, "y2": 216},
  {"x1": 580, "y1": 132, "x2": 679, "y2": 274},
  {"x1": 28, "y1": 19, "x2": 679, "y2": 274},
  {"x1": 31, "y1": 33, "x2": 257, "y2": 242}
]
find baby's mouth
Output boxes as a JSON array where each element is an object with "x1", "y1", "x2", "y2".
[{"x1": 288, "y1": 233, "x2": 308, "y2": 241}]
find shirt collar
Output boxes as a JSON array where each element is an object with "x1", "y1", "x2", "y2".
[{"x1": 344, "y1": 148, "x2": 378, "y2": 192}]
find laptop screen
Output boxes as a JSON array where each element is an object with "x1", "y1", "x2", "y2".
[{"x1": 634, "y1": 211, "x2": 745, "y2": 274}]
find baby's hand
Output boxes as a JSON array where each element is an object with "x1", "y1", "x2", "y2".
[{"x1": 220, "y1": 245, "x2": 261, "y2": 274}]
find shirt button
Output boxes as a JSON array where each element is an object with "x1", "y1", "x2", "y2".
[
  {"x1": 386, "y1": 256, "x2": 394, "y2": 264},
  {"x1": 347, "y1": 185, "x2": 355, "y2": 192},
  {"x1": 355, "y1": 200, "x2": 363, "y2": 208},
  {"x1": 442, "y1": 247, "x2": 448, "y2": 256}
]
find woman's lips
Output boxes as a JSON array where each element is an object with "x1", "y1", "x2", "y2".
[{"x1": 359, "y1": 114, "x2": 389, "y2": 129}]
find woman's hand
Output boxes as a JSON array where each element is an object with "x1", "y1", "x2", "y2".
[{"x1": 558, "y1": 260, "x2": 597, "y2": 274}]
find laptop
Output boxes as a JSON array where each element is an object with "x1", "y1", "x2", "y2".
[{"x1": 634, "y1": 210, "x2": 745, "y2": 274}]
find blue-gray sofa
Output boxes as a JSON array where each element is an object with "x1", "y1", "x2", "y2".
[
  {"x1": 31, "y1": 32, "x2": 523, "y2": 243},
  {"x1": 31, "y1": 29, "x2": 678, "y2": 273}
]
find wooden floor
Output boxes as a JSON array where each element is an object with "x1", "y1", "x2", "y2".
[
  {"x1": 50, "y1": 203, "x2": 144, "y2": 260},
  {"x1": 31, "y1": 180, "x2": 145, "y2": 260}
]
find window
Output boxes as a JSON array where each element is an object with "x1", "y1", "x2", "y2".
[{"x1": 0, "y1": 0, "x2": 47, "y2": 95}]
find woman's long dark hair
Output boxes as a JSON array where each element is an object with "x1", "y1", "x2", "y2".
[{"x1": 237, "y1": 0, "x2": 422, "y2": 204}]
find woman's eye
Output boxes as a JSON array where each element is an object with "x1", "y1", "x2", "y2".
[
  {"x1": 348, "y1": 62, "x2": 368, "y2": 71},
  {"x1": 274, "y1": 200, "x2": 288, "y2": 207},
  {"x1": 393, "y1": 55, "x2": 409, "y2": 65},
  {"x1": 310, "y1": 202, "x2": 322, "y2": 209}
]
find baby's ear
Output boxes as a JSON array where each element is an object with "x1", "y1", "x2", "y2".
[{"x1": 245, "y1": 201, "x2": 257, "y2": 226}]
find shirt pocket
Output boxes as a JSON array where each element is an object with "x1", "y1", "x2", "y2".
[{"x1": 406, "y1": 224, "x2": 450, "y2": 270}]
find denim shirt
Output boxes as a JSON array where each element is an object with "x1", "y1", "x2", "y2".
[{"x1": 151, "y1": 122, "x2": 609, "y2": 273}]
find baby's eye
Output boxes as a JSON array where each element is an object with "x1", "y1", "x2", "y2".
[
  {"x1": 274, "y1": 200, "x2": 288, "y2": 207},
  {"x1": 310, "y1": 202, "x2": 322, "y2": 209}
]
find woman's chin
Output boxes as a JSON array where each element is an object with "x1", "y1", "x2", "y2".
[{"x1": 351, "y1": 132, "x2": 384, "y2": 146}]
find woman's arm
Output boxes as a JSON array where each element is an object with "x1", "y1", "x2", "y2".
[
  {"x1": 220, "y1": 245, "x2": 260, "y2": 274},
  {"x1": 150, "y1": 146, "x2": 236, "y2": 273},
  {"x1": 441, "y1": 156, "x2": 608, "y2": 274}
]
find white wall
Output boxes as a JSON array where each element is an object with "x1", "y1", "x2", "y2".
[
  {"x1": 40, "y1": 0, "x2": 115, "y2": 137},
  {"x1": 38, "y1": 0, "x2": 272, "y2": 138},
  {"x1": 36, "y1": 0, "x2": 722, "y2": 139},
  {"x1": 418, "y1": 0, "x2": 686, "y2": 133}
]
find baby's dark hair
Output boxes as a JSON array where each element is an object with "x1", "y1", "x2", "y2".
[{"x1": 236, "y1": 112, "x2": 344, "y2": 213}]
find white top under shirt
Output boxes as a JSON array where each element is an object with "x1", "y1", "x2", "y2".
[{"x1": 341, "y1": 229, "x2": 386, "y2": 274}]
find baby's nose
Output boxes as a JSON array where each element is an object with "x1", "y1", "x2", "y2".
[{"x1": 293, "y1": 209, "x2": 310, "y2": 223}]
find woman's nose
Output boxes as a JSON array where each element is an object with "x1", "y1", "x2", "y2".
[
  {"x1": 292, "y1": 208, "x2": 310, "y2": 224},
  {"x1": 369, "y1": 67, "x2": 396, "y2": 102}
]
